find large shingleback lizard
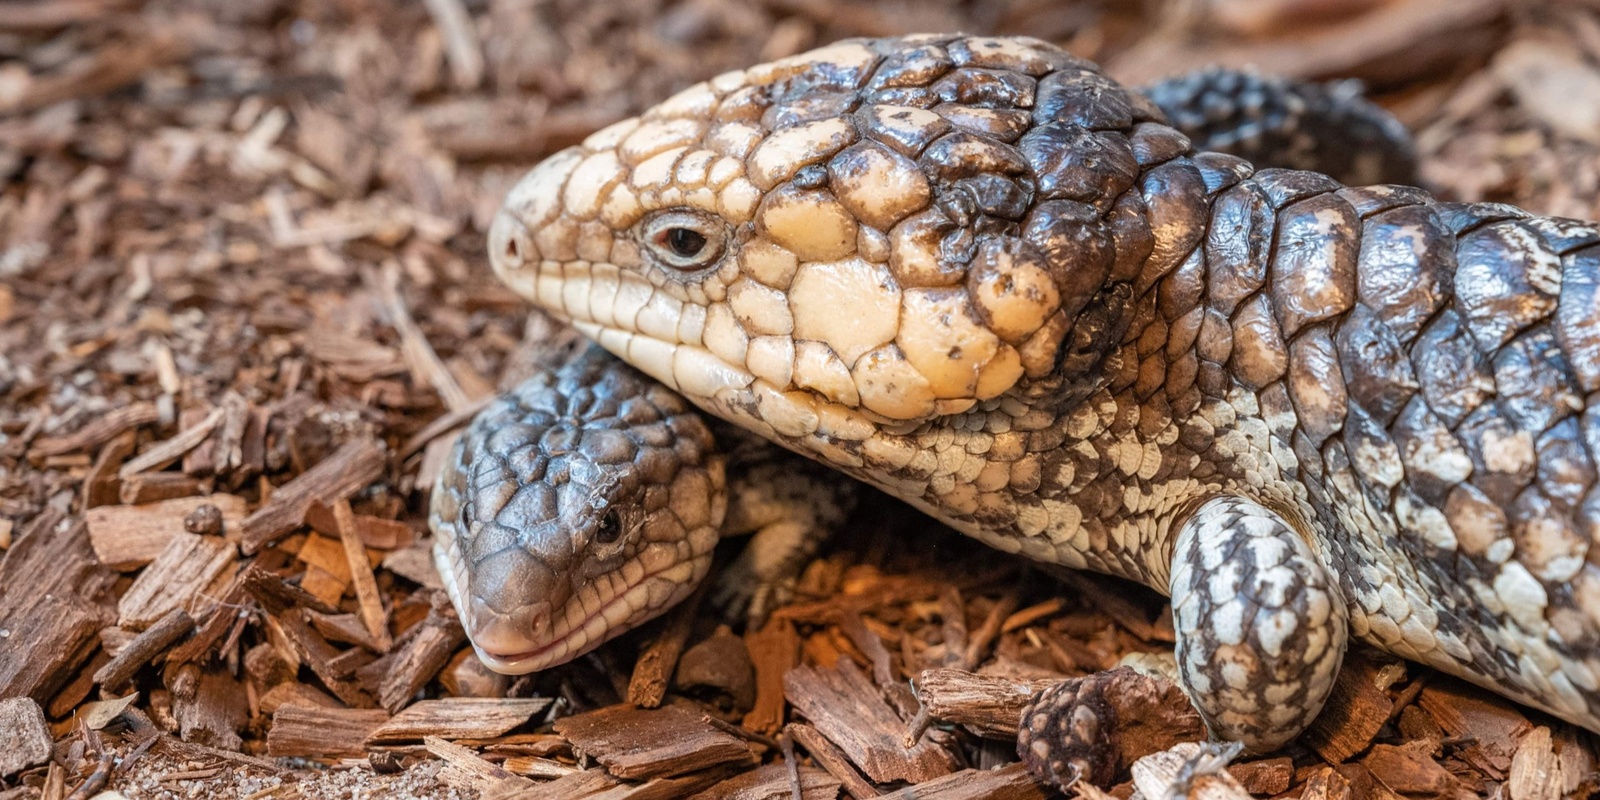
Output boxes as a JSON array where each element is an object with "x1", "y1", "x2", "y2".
[{"x1": 460, "y1": 34, "x2": 1600, "y2": 751}]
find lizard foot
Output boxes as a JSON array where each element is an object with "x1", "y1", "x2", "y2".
[
  {"x1": 711, "y1": 528, "x2": 806, "y2": 625},
  {"x1": 1016, "y1": 666, "x2": 1207, "y2": 789},
  {"x1": 1169, "y1": 496, "x2": 1349, "y2": 752}
]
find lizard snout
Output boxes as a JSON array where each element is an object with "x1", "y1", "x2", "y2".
[{"x1": 467, "y1": 596, "x2": 553, "y2": 657}]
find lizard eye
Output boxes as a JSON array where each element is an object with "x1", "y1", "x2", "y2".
[
  {"x1": 596, "y1": 508, "x2": 622, "y2": 544},
  {"x1": 642, "y1": 209, "x2": 727, "y2": 272}
]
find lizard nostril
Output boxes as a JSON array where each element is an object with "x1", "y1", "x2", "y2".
[{"x1": 489, "y1": 210, "x2": 534, "y2": 272}]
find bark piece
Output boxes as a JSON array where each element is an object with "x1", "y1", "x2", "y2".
[
  {"x1": 267, "y1": 704, "x2": 391, "y2": 758},
  {"x1": 118, "y1": 472, "x2": 206, "y2": 504},
  {"x1": 377, "y1": 598, "x2": 466, "y2": 713},
  {"x1": 167, "y1": 580, "x2": 251, "y2": 665},
  {"x1": 116, "y1": 532, "x2": 236, "y2": 629},
  {"x1": 691, "y1": 762, "x2": 842, "y2": 800},
  {"x1": 876, "y1": 763, "x2": 1045, "y2": 800},
  {"x1": 27, "y1": 401, "x2": 160, "y2": 459},
  {"x1": 239, "y1": 436, "x2": 386, "y2": 554},
  {"x1": 259, "y1": 682, "x2": 341, "y2": 715},
  {"x1": 0, "y1": 698, "x2": 52, "y2": 779},
  {"x1": 914, "y1": 668, "x2": 1054, "y2": 739},
  {"x1": 1227, "y1": 757, "x2": 1294, "y2": 795},
  {"x1": 1301, "y1": 648, "x2": 1403, "y2": 764},
  {"x1": 382, "y1": 543, "x2": 445, "y2": 590},
  {"x1": 743, "y1": 616, "x2": 800, "y2": 735},
  {"x1": 94, "y1": 607, "x2": 196, "y2": 692},
  {"x1": 172, "y1": 667, "x2": 248, "y2": 750},
  {"x1": 1417, "y1": 677, "x2": 1530, "y2": 779},
  {"x1": 1363, "y1": 740, "x2": 1459, "y2": 795},
  {"x1": 552, "y1": 703, "x2": 758, "y2": 780},
  {"x1": 308, "y1": 610, "x2": 384, "y2": 651},
  {"x1": 118, "y1": 404, "x2": 224, "y2": 478},
  {"x1": 426, "y1": 735, "x2": 538, "y2": 795},
  {"x1": 1129, "y1": 742, "x2": 1252, "y2": 800},
  {"x1": 296, "y1": 533, "x2": 355, "y2": 607},
  {"x1": 276, "y1": 610, "x2": 375, "y2": 708},
  {"x1": 674, "y1": 627, "x2": 756, "y2": 713},
  {"x1": 84, "y1": 494, "x2": 247, "y2": 569},
  {"x1": 334, "y1": 498, "x2": 392, "y2": 651},
  {"x1": 0, "y1": 514, "x2": 117, "y2": 703},
  {"x1": 366, "y1": 698, "x2": 552, "y2": 743},
  {"x1": 305, "y1": 501, "x2": 416, "y2": 549},
  {"x1": 787, "y1": 723, "x2": 881, "y2": 799},
  {"x1": 628, "y1": 584, "x2": 703, "y2": 708},
  {"x1": 501, "y1": 756, "x2": 581, "y2": 779},
  {"x1": 784, "y1": 661, "x2": 957, "y2": 783}
]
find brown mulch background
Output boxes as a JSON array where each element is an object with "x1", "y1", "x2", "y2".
[{"x1": 5, "y1": 0, "x2": 1600, "y2": 798}]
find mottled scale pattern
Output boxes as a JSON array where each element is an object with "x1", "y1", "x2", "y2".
[
  {"x1": 485, "y1": 34, "x2": 1600, "y2": 735},
  {"x1": 1170, "y1": 497, "x2": 1348, "y2": 750},
  {"x1": 430, "y1": 349, "x2": 725, "y2": 674}
]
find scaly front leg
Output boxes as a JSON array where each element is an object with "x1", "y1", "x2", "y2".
[
  {"x1": 714, "y1": 455, "x2": 856, "y2": 623},
  {"x1": 1169, "y1": 496, "x2": 1348, "y2": 751}
]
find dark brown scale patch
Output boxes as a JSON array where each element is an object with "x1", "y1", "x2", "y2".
[
  {"x1": 1126, "y1": 122, "x2": 1191, "y2": 167},
  {"x1": 1157, "y1": 249, "x2": 1205, "y2": 326},
  {"x1": 930, "y1": 67, "x2": 1037, "y2": 109},
  {"x1": 864, "y1": 86, "x2": 940, "y2": 108},
  {"x1": 1453, "y1": 221, "x2": 1561, "y2": 351},
  {"x1": 1021, "y1": 199, "x2": 1114, "y2": 318},
  {"x1": 1435, "y1": 201, "x2": 1529, "y2": 237},
  {"x1": 1204, "y1": 182, "x2": 1274, "y2": 314},
  {"x1": 1492, "y1": 328, "x2": 1581, "y2": 433},
  {"x1": 1338, "y1": 184, "x2": 1436, "y2": 219},
  {"x1": 1018, "y1": 124, "x2": 1139, "y2": 211},
  {"x1": 1354, "y1": 204, "x2": 1454, "y2": 344},
  {"x1": 856, "y1": 104, "x2": 951, "y2": 158},
  {"x1": 947, "y1": 174, "x2": 1032, "y2": 222},
  {"x1": 933, "y1": 104, "x2": 1032, "y2": 142},
  {"x1": 1286, "y1": 324, "x2": 1347, "y2": 445},
  {"x1": 1411, "y1": 309, "x2": 1493, "y2": 429},
  {"x1": 1105, "y1": 190, "x2": 1155, "y2": 284},
  {"x1": 1189, "y1": 151, "x2": 1254, "y2": 195},
  {"x1": 919, "y1": 131, "x2": 1031, "y2": 183},
  {"x1": 763, "y1": 89, "x2": 859, "y2": 129},
  {"x1": 1535, "y1": 418, "x2": 1595, "y2": 515},
  {"x1": 1334, "y1": 305, "x2": 1418, "y2": 427},
  {"x1": 1034, "y1": 69, "x2": 1135, "y2": 130},
  {"x1": 1268, "y1": 192, "x2": 1359, "y2": 338},
  {"x1": 1227, "y1": 294, "x2": 1288, "y2": 390},
  {"x1": 1556, "y1": 245, "x2": 1600, "y2": 392},
  {"x1": 1389, "y1": 396, "x2": 1466, "y2": 506},
  {"x1": 1136, "y1": 160, "x2": 1209, "y2": 293},
  {"x1": 1249, "y1": 168, "x2": 1341, "y2": 210}
]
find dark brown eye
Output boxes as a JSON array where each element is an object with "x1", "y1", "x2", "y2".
[
  {"x1": 665, "y1": 227, "x2": 707, "y2": 258},
  {"x1": 596, "y1": 508, "x2": 622, "y2": 544},
  {"x1": 641, "y1": 209, "x2": 726, "y2": 272}
]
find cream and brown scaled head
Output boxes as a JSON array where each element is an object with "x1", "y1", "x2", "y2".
[{"x1": 490, "y1": 34, "x2": 1164, "y2": 446}]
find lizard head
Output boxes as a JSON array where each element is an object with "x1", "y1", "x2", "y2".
[
  {"x1": 430, "y1": 348, "x2": 725, "y2": 674},
  {"x1": 487, "y1": 35, "x2": 1161, "y2": 448}
]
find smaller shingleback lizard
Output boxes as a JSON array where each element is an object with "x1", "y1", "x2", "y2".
[{"x1": 437, "y1": 34, "x2": 1600, "y2": 756}]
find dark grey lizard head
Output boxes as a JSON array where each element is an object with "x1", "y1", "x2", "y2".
[{"x1": 430, "y1": 346, "x2": 725, "y2": 674}]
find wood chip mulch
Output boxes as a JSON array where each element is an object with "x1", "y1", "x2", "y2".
[{"x1": 4, "y1": 1, "x2": 1600, "y2": 798}]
